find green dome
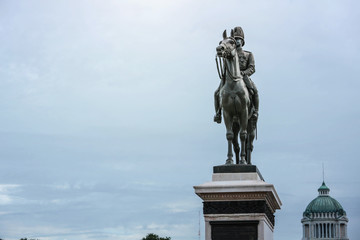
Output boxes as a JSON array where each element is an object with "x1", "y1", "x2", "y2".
[
  {"x1": 304, "y1": 196, "x2": 345, "y2": 214},
  {"x1": 303, "y1": 182, "x2": 346, "y2": 217}
]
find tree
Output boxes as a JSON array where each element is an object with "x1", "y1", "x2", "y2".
[{"x1": 142, "y1": 233, "x2": 171, "y2": 240}]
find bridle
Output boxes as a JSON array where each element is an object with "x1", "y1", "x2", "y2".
[{"x1": 215, "y1": 41, "x2": 241, "y2": 82}]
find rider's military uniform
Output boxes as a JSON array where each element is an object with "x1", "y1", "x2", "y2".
[{"x1": 214, "y1": 26, "x2": 259, "y2": 123}]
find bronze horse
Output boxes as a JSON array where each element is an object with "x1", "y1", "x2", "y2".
[{"x1": 216, "y1": 30, "x2": 254, "y2": 165}]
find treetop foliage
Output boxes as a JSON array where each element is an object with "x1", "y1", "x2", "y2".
[{"x1": 142, "y1": 233, "x2": 171, "y2": 240}]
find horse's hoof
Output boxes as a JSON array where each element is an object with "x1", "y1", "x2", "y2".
[
  {"x1": 226, "y1": 159, "x2": 234, "y2": 165},
  {"x1": 240, "y1": 160, "x2": 247, "y2": 165}
]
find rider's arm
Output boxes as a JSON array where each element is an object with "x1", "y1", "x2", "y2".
[{"x1": 243, "y1": 52, "x2": 255, "y2": 76}]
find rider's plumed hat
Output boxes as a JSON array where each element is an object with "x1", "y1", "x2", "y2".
[{"x1": 233, "y1": 26, "x2": 245, "y2": 46}]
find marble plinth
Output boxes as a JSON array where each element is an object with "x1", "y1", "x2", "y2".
[{"x1": 194, "y1": 165, "x2": 282, "y2": 240}]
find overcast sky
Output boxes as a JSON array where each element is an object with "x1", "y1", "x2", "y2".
[{"x1": 0, "y1": 0, "x2": 359, "y2": 239}]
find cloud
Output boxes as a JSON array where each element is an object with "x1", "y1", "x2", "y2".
[
  {"x1": 0, "y1": 184, "x2": 21, "y2": 205},
  {"x1": 0, "y1": 0, "x2": 359, "y2": 240},
  {"x1": 0, "y1": 194, "x2": 12, "y2": 205},
  {"x1": 164, "y1": 200, "x2": 199, "y2": 213},
  {"x1": 0, "y1": 184, "x2": 21, "y2": 192}
]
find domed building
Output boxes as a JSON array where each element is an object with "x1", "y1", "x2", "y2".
[{"x1": 301, "y1": 182, "x2": 349, "y2": 240}]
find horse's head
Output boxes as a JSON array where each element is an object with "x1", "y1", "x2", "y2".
[{"x1": 216, "y1": 29, "x2": 237, "y2": 59}]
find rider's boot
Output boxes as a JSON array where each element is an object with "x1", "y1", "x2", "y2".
[{"x1": 214, "y1": 90, "x2": 222, "y2": 124}]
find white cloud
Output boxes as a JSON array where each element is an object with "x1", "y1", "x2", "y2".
[
  {"x1": 53, "y1": 183, "x2": 71, "y2": 190},
  {"x1": 0, "y1": 184, "x2": 21, "y2": 205},
  {"x1": 0, "y1": 194, "x2": 12, "y2": 205},
  {"x1": 0, "y1": 0, "x2": 359, "y2": 240},
  {"x1": 0, "y1": 184, "x2": 21, "y2": 192},
  {"x1": 165, "y1": 200, "x2": 199, "y2": 213}
]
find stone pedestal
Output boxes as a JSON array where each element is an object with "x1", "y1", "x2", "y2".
[{"x1": 194, "y1": 165, "x2": 282, "y2": 240}]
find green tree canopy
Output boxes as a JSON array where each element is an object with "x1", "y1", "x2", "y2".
[{"x1": 142, "y1": 233, "x2": 171, "y2": 240}]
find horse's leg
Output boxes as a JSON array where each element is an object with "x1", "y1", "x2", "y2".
[
  {"x1": 246, "y1": 117, "x2": 256, "y2": 165},
  {"x1": 223, "y1": 111, "x2": 234, "y2": 165},
  {"x1": 245, "y1": 136, "x2": 249, "y2": 164},
  {"x1": 246, "y1": 130, "x2": 255, "y2": 165},
  {"x1": 239, "y1": 111, "x2": 248, "y2": 165},
  {"x1": 232, "y1": 122, "x2": 240, "y2": 164}
]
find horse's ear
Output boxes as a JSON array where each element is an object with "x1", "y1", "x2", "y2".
[
  {"x1": 222, "y1": 30, "x2": 227, "y2": 39},
  {"x1": 231, "y1": 29, "x2": 234, "y2": 37}
]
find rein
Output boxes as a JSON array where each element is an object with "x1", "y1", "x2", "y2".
[
  {"x1": 215, "y1": 55, "x2": 224, "y2": 80},
  {"x1": 224, "y1": 59, "x2": 240, "y2": 81},
  {"x1": 216, "y1": 55, "x2": 241, "y2": 82}
]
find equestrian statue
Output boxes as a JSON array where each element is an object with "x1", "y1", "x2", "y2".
[{"x1": 214, "y1": 26, "x2": 259, "y2": 165}]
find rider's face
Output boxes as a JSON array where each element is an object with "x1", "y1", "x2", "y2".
[{"x1": 236, "y1": 39, "x2": 242, "y2": 48}]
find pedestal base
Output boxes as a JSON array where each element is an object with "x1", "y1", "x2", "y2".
[
  {"x1": 210, "y1": 220, "x2": 259, "y2": 240},
  {"x1": 194, "y1": 165, "x2": 281, "y2": 240}
]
